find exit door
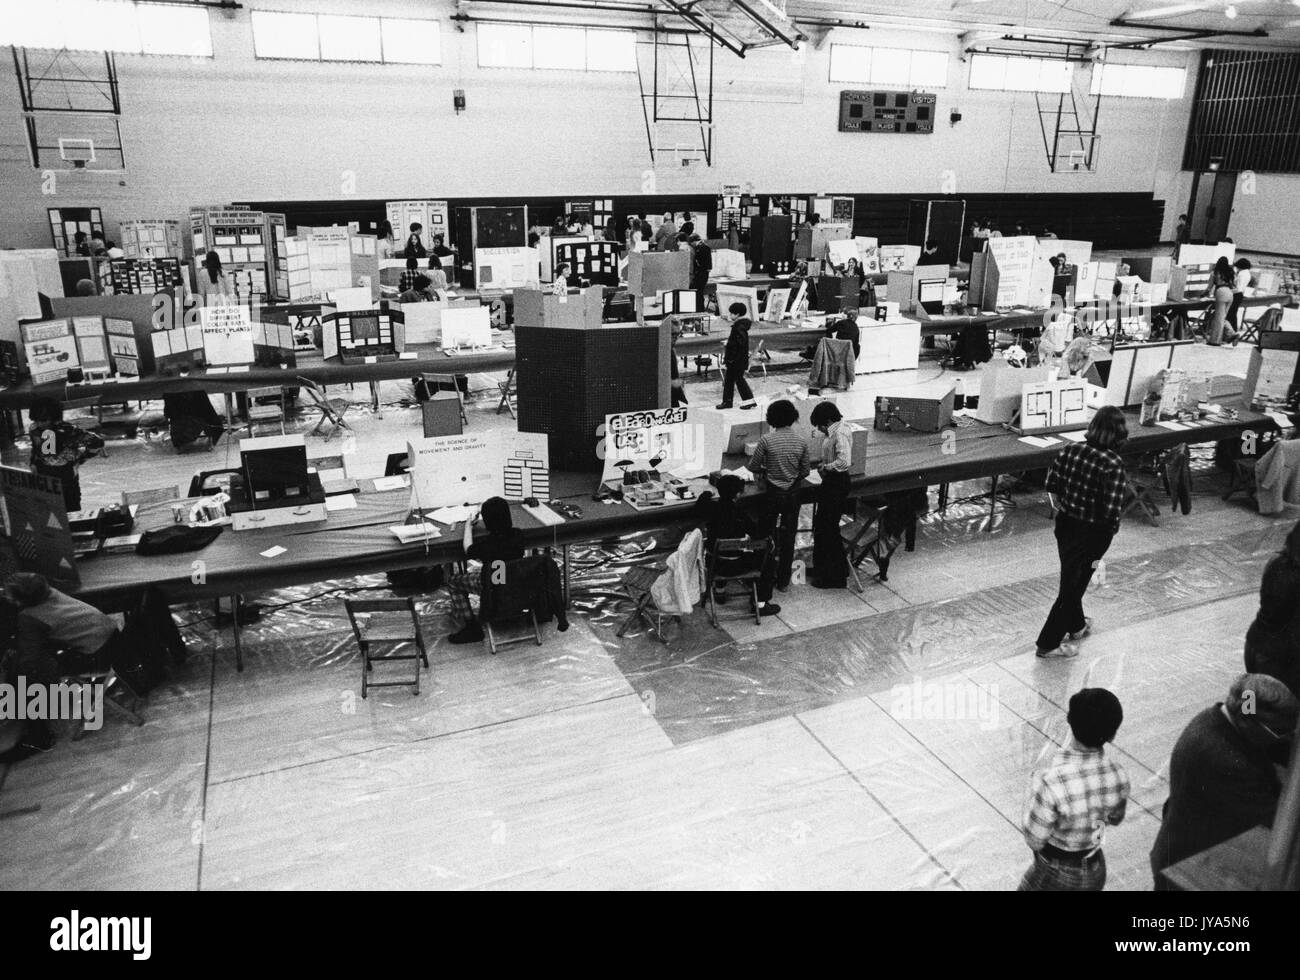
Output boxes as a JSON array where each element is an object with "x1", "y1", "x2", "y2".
[{"x1": 1189, "y1": 170, "x2": 1236, "y2": 243}]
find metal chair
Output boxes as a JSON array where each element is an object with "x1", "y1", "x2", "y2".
[
  {"x1": 58, "y1": 660, "x2": 145, "y2": 740},
  {"x1": 297, "y1": 376, "x2": 352, "y2": 439},
  {"x1": 616, "y1": 529, "x2": 705, "y2": 643},
  {"x1": 705, "y1": 536, "x2": 774, "y2": 627},
  {"x1": 477, "y1": 557, "x2": 549, "y2": 654},
  {"x1": 421, "y1": 373, "x2": 468, "y2": 427},
  {"x1": 344, "y1": 597, "x2": 429, "y2": 698}
]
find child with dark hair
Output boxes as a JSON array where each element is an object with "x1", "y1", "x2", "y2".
[
  {"x1": 1036, "y1": 406, "x2": 1128, "y2": 658},
  {"x1": 747, "y1": 399, "x2": 810, "y2": 590},
  {"x1": 717, "y1": 302, "x2": 756, "y2": 410},
  {"x1": 693, "y1": 475, "x2": 779, "y2": 617},
  {"x1": 1019, "y1": 687, "x2": 1129, "y2": 891},
  {"x1": 447, "y1": 497, "x2": 526, "y2": 644},
  {"x1": 399, "y1": 255, "x2": 420, "y2": 294},
  {"x1": 404, "y1": 222, "x2": 427, "y2": 259},
  {"x1": 399, "y1": 274, "x2": 434, "y2": 304},
  {"x1": 28, "y1": 396, "x2": 104, "y2": 512}
]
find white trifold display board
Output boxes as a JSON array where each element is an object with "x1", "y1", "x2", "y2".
[
  {"x1": 407, "y1": 431, "x2": 549, "y2": 510},
  {"x1": 1038, "y1": 239, "x2": 1093, "y2": 268},
  {"x1": 439, "y1": 305, "x2": 492, "y2": 349},
  {"x1": 386, "y1": 200, "x2": 449, "y2": 242},
  {"x1": 1019, "y1": 378, "x2": 1089, "y2": 430},
  {"x1": 1076, "y1": 261, "x2": 1118, "y2": 302},
  {"x1": 198, "y1": 305, "x2": 255, "y2": 366},
  {"x1": 475, "y1": 247, "x2": 539, "y2": 291},
  {"x1": 985, "y1": 235, "x2": 1048, "y2": 308},
  {"x1": 878, "y1": 244, "x2": 921, "y2": 272},
  {"x1": 711, "y1": 249, "x2": 747, "y2": 280},
  {"x1": 601, "y1": 406, "x2": 727, "y2": 483},
  {"x1": 306, "y1": 229, "x2": 354, "y2": 294},
  {"x1": 854, "y1": 237, "x2": 880, "y2": 274},
  {"x1": 715, "y1": 284, "x2": 760, "y2": 322},
  {"x1": 1176, "y1": 242, "x2": 1235, "y2": 267}
]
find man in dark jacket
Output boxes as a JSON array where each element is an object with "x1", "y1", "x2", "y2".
[
  {"x1": 689, "y1": 234, "x2": 712, "y2": 293},
  {"x1": 1244, "y1": 518, "x2": 1300, "y2": 697},
  {"x1": 447, "y1": 497, "x2": 525, "y2": 644},
  {"x1": 1150, "y1": 674, "x2": 1297, "y2": 888},
  {"x1": 831, "y1": 308, "x2": 861, "y2": 360},
  {"x1": 717, "y1": 302, "x2": 756, "y2": 410}
]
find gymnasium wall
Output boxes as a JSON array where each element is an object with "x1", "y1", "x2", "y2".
[{"x1": 0, "y1": 0, "x2": 1199, "y2": 249}]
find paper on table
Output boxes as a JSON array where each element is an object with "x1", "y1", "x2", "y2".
[
  {"x1": 399, "y1": 352, "x2": 418, "y2": 360},
  {"x1": 228, "y1": 365, "x2": 250, "y2": 373},
  {"x1": 260, "y1": 546, "x2": 287, "y2": 558},
  {"x1": 1156, "y1": 420, "x2": 1188, "y2": 431},
  {"x1": 1267, "y1": 411, "x2": 1294, "y2": 430},
  {"x1": 429, "y1": 504, "x2": 478, "y2": 525},
  {"x1": 1060, "y1": 430, "x2": 1088, "y2": 442},
  {"x1": 522, "y1": 503, "x2": 566, "y2": 526},
  {"x1": 207, "y1": 366, "x2": 228, "y2": 375},
  {"x1": 372, "y1": 475, "x2": 410, "y2": 492},
  {"x1": 324, "y1": 494, "x2": 358, "y2": 512},
  {"x1": 1019, "y1": 435, "x2": 1061, "y2": 448}
]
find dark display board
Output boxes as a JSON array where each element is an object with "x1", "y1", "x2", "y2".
[
  {"x1": 556, "y1": 241, "x2": 619, "y2": 287},
  {"x1": 515, "y1": 324, "x2": 660, "y2": 472},
  {"x1": 107, "y1": 257, "x2": 186, "y2": 295},
  {"x1": 907, "y1": 199, "x2": 966, "y2": 267},
  {"x1": 452, "y1": 206, "x2": 529, "y2": 288},
  {"x1": 749, "y1": 213, "x2": 793, "y2": 275},
  {"x1": 839, "y1": 91, "x2": 936, "y2": 134}
]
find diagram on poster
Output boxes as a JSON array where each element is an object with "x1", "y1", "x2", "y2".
[
  {"x1": 0, "y1": 464, "x2": 79, "y2": 588},
  {"x1": 854, "y1": 237, "x2": 881, "y2": 274},
  {"x1": 407, "y1": 431, "x2": 551, "y2": 509}
]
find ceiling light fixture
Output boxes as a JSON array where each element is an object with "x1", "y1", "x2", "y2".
[{"x1": 1225, "y1": 4, "x2": 1238, "y2": 18}]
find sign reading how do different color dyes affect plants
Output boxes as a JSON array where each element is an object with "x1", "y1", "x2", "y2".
[{"x1": 199, "y1": 305, "x2": 255, "y2": 366}]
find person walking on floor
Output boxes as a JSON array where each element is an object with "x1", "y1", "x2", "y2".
[
  {"x1": 717, "y1": 302, "x2": 756, "y2": 410},
  {"x1": 1036, "y1": 406, "x2": 1128, "y2": 659},
  {"x1": 1019, "y1": 688, "x2": 1129, "y2": 891},
  {"x1": 809, "y1": 401, "x2": 853, "y2": 590},
  {"x1": 747, "y1": 399, "x2": 811, "y2": 591}
]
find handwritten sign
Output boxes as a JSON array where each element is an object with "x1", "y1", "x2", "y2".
[
  {"x1": 199, "y1": 305, "x2": 254, "y2": 365},
  {"x1": 601, "y1": 406, "x2": 726, "y2": 483}
]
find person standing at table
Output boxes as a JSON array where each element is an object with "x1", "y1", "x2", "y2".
[
  {"x1": 430, "y1": 233, "x2": 455, "y2": 269},
  {"x1": 689, "y1": 233, "x2": 712, "y2": 293},
  {"x1": 808, "y1": 401, "x2": 852, "y2": 590},
  {"x1": 653, "y1": 212, "x2": 677, "y2": 252},
  {"x1": 377, "y1": 219, "x2": 397, "y2": 259},
  {"x1": 1035, "y1": 406, "x2": 1128, "y2": 658},
  {"x1": 1205, "y1": 256, "x2": 1239, "y2": 346},
  {"x1": 1227, "y1": 257, "x2": 1253, "y2": 334},
  {"x1": 717, "y1": 302, "x2": 756, "y2": 411},
  {"x1": 28, "y1": 396, "x2": 104, "y2": 513},
  {"x1": 198, "y1": 250, "x2": 234, "y2": 305},
  {"x1": 748, "y1": 399, "x2": 810, "y2": 591}
]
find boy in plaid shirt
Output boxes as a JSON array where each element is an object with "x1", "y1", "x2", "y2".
[
  {"x1": 1036, "y1": 406, "x2": 1128, "y2": 658},
  {"x1": 1019, "y1": 688, "x2": 1129, "y2": 891}
]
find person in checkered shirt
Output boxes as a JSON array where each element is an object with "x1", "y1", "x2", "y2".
[
  {"x1": 1019, "y1": 688, "x2": 1129, "y2": 891},
  {"x1": 1036, "y1": 406, "x2": 1129, "y2": 658}
]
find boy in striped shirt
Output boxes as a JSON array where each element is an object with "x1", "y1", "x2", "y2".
[{"x1": 748, "y1": 399, "x2": 811, "y2": 590}]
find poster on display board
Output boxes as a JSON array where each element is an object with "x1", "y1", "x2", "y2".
[
  {"x1": 386, "y1": 200, "x2": 450, "y2": 245},
  {"x1": 985, "y1": 235, "x2": 1041, "y2": 308},
  {"x1": 1, "y1": 464, "x2": 79, "y2": 589},
  {"x1": 199, "y1": 305, "x2": 255, "y2": 366},
  {"x1": 407, "y1": 431, "x2": 550, "y2": 510},
  {"x1": 854, "y1": 237, "x2": 880, "y2": 274},
  {"x1": 475, "y1": 247, "x2": 539, "y2": 291},
  {"x1": 601, "y1": 406, "x2": 727, "y2": 483},
  {"x1": 1176, "y1": 242, "x2": 1235, "y2": 267},
  {"x1": 878, "y1": 244, "x2": 921, "y2": 272}
]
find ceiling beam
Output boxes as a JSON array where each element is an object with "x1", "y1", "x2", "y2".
[{"x1": 1109, "y1": 18, "x2": 1269, "y2": 41}]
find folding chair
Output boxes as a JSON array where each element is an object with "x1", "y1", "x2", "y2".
[
  {"x1": 841, "y1": 496, "x2": 916, "y2": 584},
  {"x1": 478, "y1": 557, "x2": 551, "y2": 654},
  {"x1": 616, "y1": 529, "x2": 705, "y2": 643},
  {"x1": 496, "y1": 367, "x2": 517, "y2": 418},
  {"x1": 344, "y1": 597, "x2": 429, "y2": 698},
  {"x1": 421, "y1": 373, "x2": 468, "y2": 427},
  {"x1": 242, "y1": 386, "x2": 286, "y2": 436},
  {"x1": 1239, "y1": 305, "x2": 1281, "y2": 346},
  {"x1": 297, "y1": 376, "x2": 352, "y2": 439},
  {"x1": 754, "y1": 339, "x2": 772, "y2": 379},
  {"x1": 59, "y1": 659, "x2": 145, "y2": 740},
  {"x1": 706, "y1": 536, "x2": 774, "y2": 627}
]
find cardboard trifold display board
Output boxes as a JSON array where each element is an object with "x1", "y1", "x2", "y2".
[{"x1": 512, "y1": 286, "x2": 604, "y2": 329}]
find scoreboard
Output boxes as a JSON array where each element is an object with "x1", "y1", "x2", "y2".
[{"x1": 839, "y1": 90, "x2": 936, "y2": 134}]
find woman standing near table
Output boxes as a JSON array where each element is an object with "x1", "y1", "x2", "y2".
[
  {"x1": 198, "y1": 250, "x2": 234, "y2": 305},
  {"x1": 1036, "y1": 406, "x2": 1128, "y2": 659},
  {"x1": 1205, "y1": 256, "x2": 1238, "y2": 346},
  {"x1": 809, "y1": 401, "x2": 853, "y2": 590}
]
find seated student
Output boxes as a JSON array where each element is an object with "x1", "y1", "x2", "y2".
[
  {"x1": 446, "y1": 497, "x2": 527, "y2": 644},
  {"x1": 809, "y1": 401, "x2": 853, "y2": 590},
  {"x1": 1150, "y1": 673, "x2": 1297, "y2": 889},
  {"x1": 404, "y1": 222, "x2": 427, "y2": 259},
  {"x1": 692, "y1": 474, "x2": 779, "y2": 617},
  {"x1": 747, "y1": 399, "x2": 810, "y2": 591},
  {"x1": 398, "y1": 273, "x2": 435, "y2": 304},
  {"x1": 398, "y1": 255, "x2": 420, "y2": 294},
  {"x1": 1041, "y1": 225, "x2": 1059, "y2": 240},
  {"x1": 1, "y1": 573, "x2": 125, "y2": 759},
  {"x1": 921, "y1": 239, "x2": 941, "y2": 262},
  {"x1": 430, "y1": 233, "x2": 455, "y2": 267},
  {"x1": 28, "y1": 396, "x2": 104, "y2": 512},
  {"x1": 831, "y1": 308, "x2": 861, "y2": 360},
  {"x1": 527, "y1": 231, "x2": 541, "y2": 250},
  {"x1": 74, "y1": 278, "x2": 98, "y2": 297},
  {"x1": 425, "y1": 257, "x2": 448, "y2": 291},
  {"x1": 73, "y1": 231, "x2": 92, "y2": 257}
]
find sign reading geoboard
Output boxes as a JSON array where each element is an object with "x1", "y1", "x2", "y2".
[
  {"x1": 199, "y1": 305, "x2": 255, "y2": 365},
  {"x1": 601, "y1": 406, "x2": 726, "y2": 483},
  {"x1": 0, "y1": 464, "x2": 78, "y2": 589}
]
